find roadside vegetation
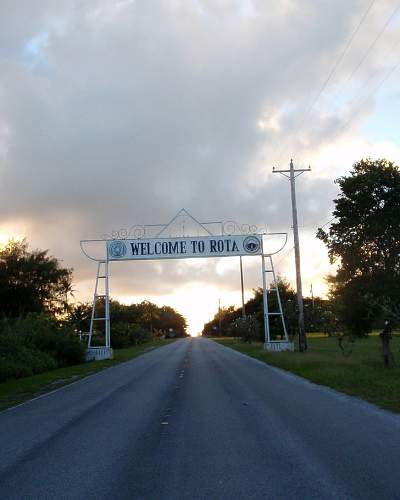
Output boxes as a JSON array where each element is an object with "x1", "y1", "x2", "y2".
[
  {"x1": 0, "y1": 314, "x2": 86, "y2": 382},
  {"x1": 0, "y1": 239, "x2": 187, "y2": 388},
  {"x1": 0, "y1": 339, "x2": 177, "y2": 412},
  {"x1": 214, "y1": 335, "x2": 400, "y2": 413}
]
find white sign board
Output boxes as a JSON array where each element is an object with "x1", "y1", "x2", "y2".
[{"x1": 107, "y1": 234, "x2": 263, "y2": 261}]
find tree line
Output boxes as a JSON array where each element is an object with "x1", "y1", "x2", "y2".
[
  {"x1": 70, "y1": 299, "x2": 187, "y2": 348},
  {"x1": 202, "y1": 279, "x2": 337, "y2": 341},
  {"x1": 203, "y1": 158, "x2": 400, "y2": 343}
]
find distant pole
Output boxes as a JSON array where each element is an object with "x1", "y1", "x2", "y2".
[
  {"x1": 240, "y1": 256, "x2": 246, "y2": 318},
  {"x1": 273, "y1": 159, "x2": 311, "y2": 352},
  {"x1": 218, "y1": 298, "x2": 222, "y2": 336},
  {"x1": 310, "y1": 283, "x2": 315, "y2": 310},
  {"x1": 310, "y1": 282, "x2": 315, "y2": 333}
]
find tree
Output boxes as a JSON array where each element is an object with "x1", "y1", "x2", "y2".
[
  {"x1": 155, "y1": 306, "x2": 187, "y2": 337},
  {"x1": 67, "y1": 299, "x2": 188, "y2": 341},
  {"x1": 0, "y1": 239, "x2": 73, "y2": 318},
  {"x1": 234, "y1": 315, "x2": 257, "y2": 343},
  {"x1": 202, "y1": 277, "x2": 297, "y2": 340},
  {"x1": 202, "y1": 305, "x2": 238, "y2": 337},
  {"x1": 67, "y1": 302, "x2": 92, "y2": 333},
  {"x1": 317, "y1": 158, "x2": 400, "y2": 334},
  {"x1": 139, "y1": 301, "x2": 160, "y2": 335}
]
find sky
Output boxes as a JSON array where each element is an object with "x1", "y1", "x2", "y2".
[{"x1": 1, "y1": 0, "x2": 400, "y2": 335}]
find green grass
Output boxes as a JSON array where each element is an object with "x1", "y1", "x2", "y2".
[
  {"x1": 0, "y1": 339, "x2": 177, "y2": 412},
  {"x1": 214, "y1": 335, "x2": 400, "y2": 413}
]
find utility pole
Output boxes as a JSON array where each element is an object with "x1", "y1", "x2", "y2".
[
  {"x1": 239, "y1": 256, "x2": 246, "y2": 318},
  {"x1": 310, "y1": 282, "x2": 315, "y2": 333},
  {"x1": 218, "y1": 298, "x2": 222, "y2": 336},
  {"x1": 273, "y1": 159, "x2": 311, "y2": 352},
  {"x1": 310, "y1": 283, "x2": 315, "y2": 310}
]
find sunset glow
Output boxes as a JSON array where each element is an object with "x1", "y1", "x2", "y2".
[{"x1": 119, "y1": 283, "x2": 254, "y2": 337}]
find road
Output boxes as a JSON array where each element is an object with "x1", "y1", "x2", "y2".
[{"x1": 0, "y1": 337, "x2": 400, "y2": 499}]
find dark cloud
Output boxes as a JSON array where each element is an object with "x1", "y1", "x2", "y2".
[{"x1": 0, "y1": 0, "x2": 398, "y2": 322}]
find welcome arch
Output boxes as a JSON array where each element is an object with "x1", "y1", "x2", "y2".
[{"x1": 80, "y1": 209, "x2": 293, "y2": 360}]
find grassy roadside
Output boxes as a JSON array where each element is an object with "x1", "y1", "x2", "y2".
[
  {"x1": 0, "y1": 339, "x2": 178, "y2": 412},
  {"x1": 214, "y1": 336, "x2": 400, "y2": 413}
]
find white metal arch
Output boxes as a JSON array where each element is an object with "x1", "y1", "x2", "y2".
[{"x1": 80, "y1": 210, "x2": 293, "y2": 360}]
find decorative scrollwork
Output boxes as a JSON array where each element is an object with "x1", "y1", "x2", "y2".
[
  {"x1": 102, "y1": 218, "x2": 266, "y2": 240},
  {"x1": 130, "y1": 225, "x2": 146, "y2": 239},
  {"x1": 222, "y1": 220, "x2": 267, "y2": 235},
  {"x1": 101, "y1": 225, "x2": 146, "y2": 240},
  {"x1": 222, "y1": 221, "x2": 237, "y2": 235}
]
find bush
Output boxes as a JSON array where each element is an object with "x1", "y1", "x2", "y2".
[
  {"x1": 234, "y1": 316, "x2": 258, "y2": 343},
  {"x1": 0, "y1": 333, "x2": 58, "y2": 382},
  {"x1": 110, "y1": 322, "x2": 151, "y2": 349},
  {"x1": 0, "y1": 313, "x2": 86, "y2": 383},
  {"x1": 130, "y1": 324, "x2": 151, "y2": 345},
  {"x1": 12, "y1": 313, "x2": 86, "y2": 366},
  {"x1": 111, "y1": 323, "x2": 132, "y2": 349}
]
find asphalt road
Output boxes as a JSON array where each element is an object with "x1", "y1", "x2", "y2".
[{"x1": 1, "y1": 337, "x2": 400, "y2": 500}]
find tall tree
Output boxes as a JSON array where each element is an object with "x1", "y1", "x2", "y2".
[
  {"x1": 138, "y1": 300, "x2": 160, "y2": 334},
  {"x1": 155, "y1": 306, "x2": 187, "y2": 337},
  {"x1": 0, "y1": 239, "x2": 73, "y2": 318},
  {"x1": 317, "y1": 158, "x2": 400, "y2": 334}
]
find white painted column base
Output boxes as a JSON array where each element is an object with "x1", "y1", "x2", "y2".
[
  {"x1": 85, "y1": 347, "x2": 114, "y2": 361},
  {"x1": 264, "y1": 341, "x2": 294, "y2": 352}
]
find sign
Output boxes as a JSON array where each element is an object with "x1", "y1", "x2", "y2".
[{"x1": 107, "y1": 234, "x2": 262, "y2": 261}]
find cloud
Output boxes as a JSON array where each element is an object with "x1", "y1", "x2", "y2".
[{"x1": 1, "y1": 0, "x2": 399, "y2": 331}]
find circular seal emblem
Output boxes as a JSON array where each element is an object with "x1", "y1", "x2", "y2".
[
  {"x1": 109, "y1": 240, "x2": 127, "y2": 259},
  {"x1": 243, "y1": 236, "x2": 261, "y2": 254}
]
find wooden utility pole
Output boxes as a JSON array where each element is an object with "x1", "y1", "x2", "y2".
[{"x1": 273, "y1": 159, "x2": 311, "y2": 352}]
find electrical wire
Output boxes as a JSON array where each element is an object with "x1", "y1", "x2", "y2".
[
  {"x1": 296, "y1": 0, "x2": 378, "y2": 131},
  {"x1": 271, "y1": 0, "x2": 378, "y2": 165},
  {"x1": 335, "y1": 53, "x2": 400, "y2": 136},
  {"x1": 301, "y1": 216, "x2": 336, "y2": 230},
  {"x1": 332, "y1": 1, "x2": 400, "y2": 107},
  {"x1": 319, "y1": 217, "x2": 336, "y2": 229},
  {"x1": 289, "y1": 4, "x2": 400, "y2": 177},
  {"x1": 275, "y1": 246, "x2": 295, "y2": 268}
]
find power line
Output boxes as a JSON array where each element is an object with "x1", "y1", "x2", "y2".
[
  {"x1": 274, "y1": 215, "x2": 335, "y2": 273},
  {"x1": 298, "y1": 0, "x2": 378, "y2": 125},
  {"x1": 275, "y1": 245, "x2": 295, "y2": 268},
  {"x1": 322, "y1": 8, "x2": 400, "y2": 138},
  {"x1": 271, "y1": 0, "x2": 377, "y2": 164},
  {"x1": 332, "y1": 1, "x2": 400, "y2": 107},
  {"x1": 301, "y1": 216, "x2": 336, "y2": 230},
  {"x1": 349, "y1": 29, "x2": 400, "y2": 100},
  {"x1": 319, "y1": 217, "x2": 335, "y2": 229},
  {"x1": 335, "y1": 53, "x2": 400, "y2": 136}
]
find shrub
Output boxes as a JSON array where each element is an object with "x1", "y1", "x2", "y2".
[
  {"x1": 26, "y1": 315, "x2": 85, "y2": 366},
  {"x1": 110, "y1": 322, "x2": 151, "y2": 349},
  {"x1": 111, "y1": 323, "x2": 132, "y2": 349},
  {"x1": 4, "y1": 313, "x2": 86, "y2": 368},
  {"x1": 0, "y1": 333, "x2": 57, "y2": 382},
  {"x1": 130, "y1": 324, "x2": 151, "y2": 345},
  {"x1": 234, "y1": 316, "x2": 258, "y2": 343}
]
